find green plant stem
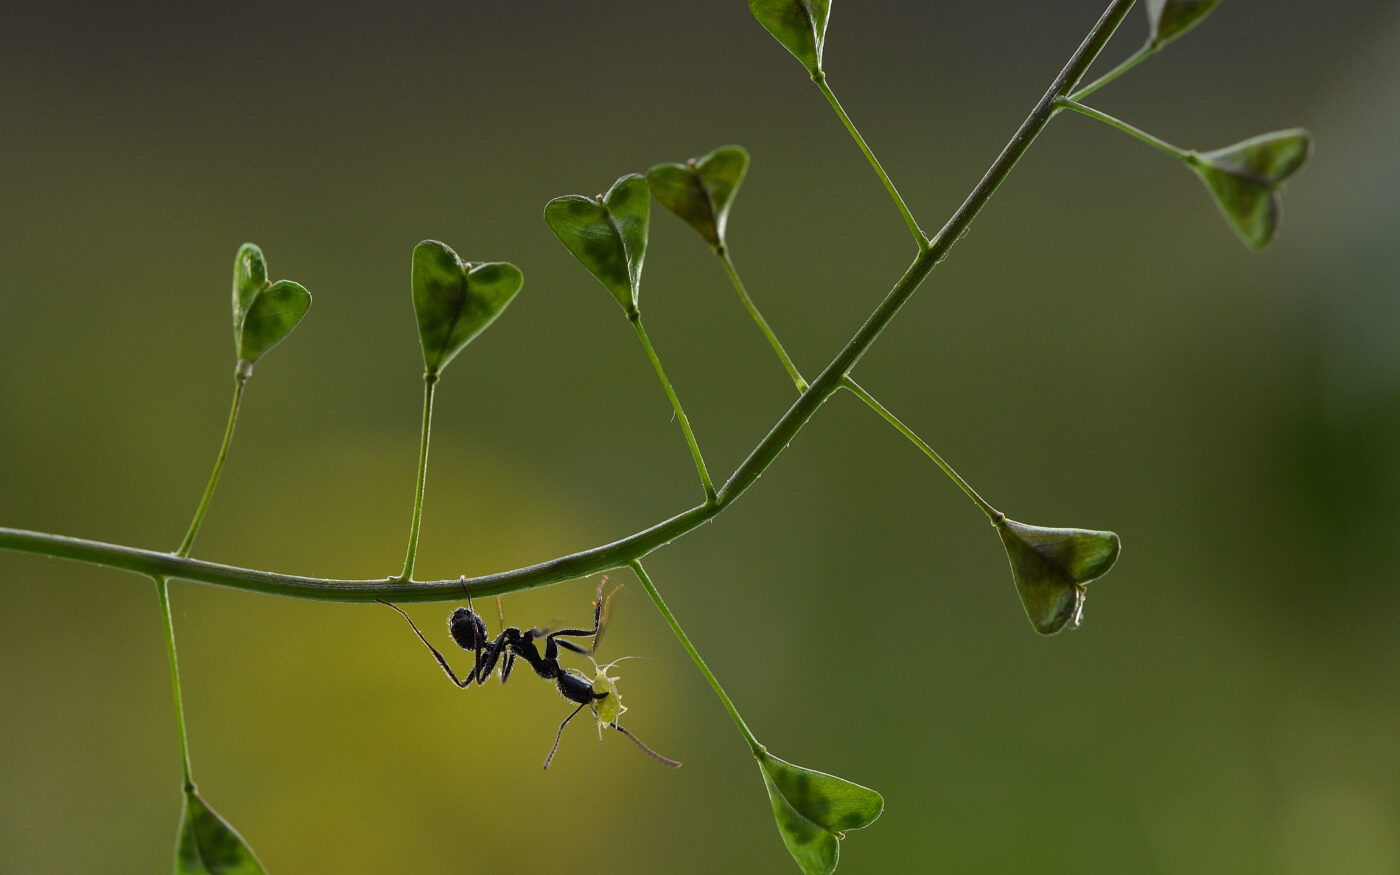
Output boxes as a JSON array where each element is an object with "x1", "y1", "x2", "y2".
[
  {"x1": 398, "y1": 374, "x2": 438, "y2": 582},
  {"x1": 153, "y1": 576, "x2": 195, "y2": 791},
  {"x1": 841, "y1": 377, "x2": 1000, "y2": 522},
  {"x1": 1055, "y1": 98, "x2": 1189, "y2": 160},
  {"x1": 630, "y1": 560, "x2": 762, "y2": 755},
  {"x1": 174, "y1": 372, "x2": 247, "y2": 558},
  {"x1": 717, "y1": 247, "x2": 808, "y2": 392},
  {"x1": 1069, "y1": 42, "x2": 1155, "y2": 102},
  {"x1": 814, "y1": 74, "x2": 927, "y2": 249},
  {"x1": 0, "y1": 0, "x2": 1136, "y2": 604},
  {"x1": 631, "y1": 315, "x2": 716, "y2": 503}
]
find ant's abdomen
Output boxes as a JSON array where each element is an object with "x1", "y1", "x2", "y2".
[{"x1": 556, "y1": 670, "x2": 599, "y2": 705}]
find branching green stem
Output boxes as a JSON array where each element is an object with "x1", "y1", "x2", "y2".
[
  {"x1": 717, "y1": 248, "x2": 808, "y2": 392},
  {"x1": 842, "y1": 378, "x2": 1000, "y2": 522},
  {"x1": 1055, "y1": 98, "x2": 1189, "y2": 160},
  {"x1": 0, "y1": 0, "x2": 1137, "y2": 605},
  {"x1": 631, "y1": 315, "x2": 716, "y2": 503},
  {"x1": 1069, "y1": 42, "x2": 1155, "y2": 102},
  {"x1": 154, "y1": 576, "x2": 194, "y2": 791},
  {"x1": 630, "y1": 560, "x2": 762, "y2": 755},
  {"x1": 398, "y1": 374, "x2": 438, "y2": 581},
  {"x1": 814, "y1": 74, "x2": 927, "y2": 249},
  {"x1": 174, "y1": 372, "x2": 247, "y2": 558}
]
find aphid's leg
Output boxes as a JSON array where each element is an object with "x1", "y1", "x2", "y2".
[
  {"x1": 376, "y1": 600, "x2": 475, "y2": 688},
  {"x1": 543, "y1": 702, "x2": 588, "y2": 770},
  {"x1": 610, "y1": 723, "x2": 682, "y2": 768}
]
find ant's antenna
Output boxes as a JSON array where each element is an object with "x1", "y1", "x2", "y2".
[{"x1": 611, "y1": 723, "x2": 682, "y2": 768}]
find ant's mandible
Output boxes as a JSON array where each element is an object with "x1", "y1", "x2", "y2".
[{"x1": 378, "y1": 579, "x2": 680, "y2": 770}]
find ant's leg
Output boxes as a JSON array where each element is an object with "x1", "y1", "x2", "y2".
[
  {"x1": 537, "y1": 581, "x2": 614, "y2": 655},
  {"x1": 500, "y1": 650, "x2": 518, "y2": 684},
  {"x1": 610, "y1": 723, "x2": 682, "y2": 768},
  {"x1": 542, "y1": 702, "x2": 587, "y2": 770},
  {"x1": 509, "y1": 635, "x2": 556, "y2": 680},
  {"x1": 554, "y1": 638, "x2": 590, "y2": 656},
  {"x1": 474, "y1": 630, "x2": 513, "y2": 684},
  {"x1": 463, "y1": 592, "x2": 485, "y2": 679},
  {"x1": 592, "y1": 579, "x2": 619, "y2": 655},
  {"x1": 377, "y1": 600, "x2": 474, "y2": 688}
]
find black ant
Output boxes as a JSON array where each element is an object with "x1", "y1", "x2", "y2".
[{"x1": 378, "y1": 579, "x2": 680, "y2": 770}]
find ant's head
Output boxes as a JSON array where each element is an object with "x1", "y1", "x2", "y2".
[{"x1": 448, "y1": 606, "x2": 488, "y2": 651}]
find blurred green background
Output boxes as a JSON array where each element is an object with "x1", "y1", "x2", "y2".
[{"x1": 2, "y1": 1, "x2": 1397, "y2": 872}]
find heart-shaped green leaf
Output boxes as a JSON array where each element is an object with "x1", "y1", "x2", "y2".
[
  {"x1": 230, "y1": 243, "x2": 311, "y2": 368},
  {"x1": 1145, "y1": 0, "x2": 1222, "y2": 48},
  {"x1": 995, "y1": 517, "x2": 1121, "y2": 636},
  {"x1": 411, "y1": 240, "x2": 524, "y2": 377},
  {"x1": 757, "y1": 750, "x2": 884, "y2": 875},
  {"x1": 749, "y1": 0, "x2": 831, "y2": 76},
  {"x1": 647, "y1": 145, "x2": 751, "y2": 250},
  {"x1": 544, "y1": 174, "x2": 650, "y2": 316},
  {"x1": 1185, "y1": 129, "x2": 1312, "y2": 250},
  {"x1": 175, "y1": 788, "x2": 266, "y2": 874}
]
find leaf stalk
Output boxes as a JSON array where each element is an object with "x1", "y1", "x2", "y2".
[
  {"x1": 631, "y1": 315, "x2": 716, "y2": 503},
  {"x1": 174, "y1": 372, "x2": 247, "y2": 558},
  {"x1": 398, "y1": 374, "x2": 438, "y2": 582},
  {"x1": 814, "y1": 73, "x2": 927, "y2": 249},
  {"x1": 631, "y1": 560, "x2": 762, "y2": 755}
]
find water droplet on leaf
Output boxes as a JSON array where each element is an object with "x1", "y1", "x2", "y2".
[
  {"x1": 756, "y1": 749, "x2": 883, "y2": 875},
  {"x1": 995, "y1": 517, "x2": 1120, "y2": 635}
]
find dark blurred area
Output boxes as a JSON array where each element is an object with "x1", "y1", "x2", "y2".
[{"x1": 2, "y1": 1, "x2": 1397, "y2": 872}]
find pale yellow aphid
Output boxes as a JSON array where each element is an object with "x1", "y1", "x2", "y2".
[
  {"x1": 589, "y1": 659, "x2": 627, "y2": 738},
  {"x1": 583, "y1": 657, "x2": 680, "y2": 767}
]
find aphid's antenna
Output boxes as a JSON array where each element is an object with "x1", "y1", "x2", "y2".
[
  {"x1": 611, "y1": 723, "x2": 682, "y2": 768},
  {"x1": 543, "y1": 702, "x2": 588, "y2": 770},
  {"x1": 592, "y1": 655, "x2": 644, "y2": 675}
]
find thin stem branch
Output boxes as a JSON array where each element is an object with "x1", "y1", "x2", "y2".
[
  {"x1": 175, "y1": 373, "x2": 247, "y2": 558},
  {"x1": 718, "y1": 248, "x2": 808, "y2": 392},
  {"x1": 153, "y1": 576, "x2": 194, "y2": 791},
  {"x1": 630, "y1": 560, "x2": 762, "y2": 755},
  {"x1": 1055, "y1": 98, "x2": 1189, "y2": 160},
  {"x1": 814, "y1": 74, "x2": 927, "y2": 250},
  {"x1": 1069, "y1": 42, "x2": 1155, "y2": 102},
  {"x1": 718, "y1": 0, "x2": 1135, "y2": 505},
  {"x1": 631, "y1": 316, "x2": 716, "y2": 503},
  {"x1": 0, "y1": 0, "x2": 1137, "y2": 605},
  {"x1": 842, "y1": 378, "x2": 1000, "y2": 522},
  {"x1": 398, "y1": 375, "x2": 438, "y2": 581}
]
